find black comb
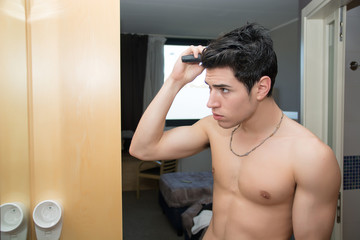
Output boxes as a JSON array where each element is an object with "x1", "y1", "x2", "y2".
[{"x1": 181, "y1": 54, "x2": 202, "y2": 63}]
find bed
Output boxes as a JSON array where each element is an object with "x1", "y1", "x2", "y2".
[{"x1": 158, "y1": 171, "x2": 213, "y2": 237}]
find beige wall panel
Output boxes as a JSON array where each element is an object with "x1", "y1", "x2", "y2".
[
  {"x1": 27, "y1": 0, "x2": 121, "y2": 239},
  {"x1": 0, "y1": 0, "x2": 31, "y2": 217}
]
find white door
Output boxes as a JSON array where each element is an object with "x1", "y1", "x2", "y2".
[{"x1": 301, "y1": 0, "x2": 346, "y2": 239}]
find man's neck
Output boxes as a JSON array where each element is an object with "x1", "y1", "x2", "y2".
[{"x1": 239, "y1": 98, "x2": 282, "y2": 137}]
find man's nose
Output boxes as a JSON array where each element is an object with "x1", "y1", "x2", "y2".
[{"x1": 207, "y1": 92, "x2": 220, "y2": 109}]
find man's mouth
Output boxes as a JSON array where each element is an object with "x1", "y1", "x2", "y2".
[{"x1": 212, "y1": 113, "x2": 223, "y2": 120}]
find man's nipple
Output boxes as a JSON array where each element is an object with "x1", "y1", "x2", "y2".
[{"x1": 260, "y1": 190, "x2": 271, "y2": 200}]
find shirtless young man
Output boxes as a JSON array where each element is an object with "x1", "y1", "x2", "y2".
[{"x1": 129, "y1": 23, "x2": 341, "y2": 240}]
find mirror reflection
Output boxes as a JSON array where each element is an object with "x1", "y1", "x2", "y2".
[{"x1": 120, "y1": 1, "x2": 300, "y2": 239}]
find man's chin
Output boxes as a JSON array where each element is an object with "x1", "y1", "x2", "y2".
[{"x1": 216, "y1": 120, "x2": 238, "y2": 129}]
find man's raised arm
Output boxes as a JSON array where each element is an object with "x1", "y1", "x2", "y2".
[{"x1": 129, "y1": 46, "x2": 209, "y2": 161}]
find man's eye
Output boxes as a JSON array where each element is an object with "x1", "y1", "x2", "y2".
[{"x1": 221, "y1": 88, "x2": 229, "y2": 93}]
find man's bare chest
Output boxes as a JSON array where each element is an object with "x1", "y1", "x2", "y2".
[{"x1": 210, "y1": 136, "x2": 296, "y2": 205}]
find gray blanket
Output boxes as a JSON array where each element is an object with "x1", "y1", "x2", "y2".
[{"x1": 159, "y1": 171, "x2": 213, "y2": 208}]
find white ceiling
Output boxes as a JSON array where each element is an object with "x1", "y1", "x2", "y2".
[{"x1": 120, "y1": 0, "x2": 299, "y2": 39}]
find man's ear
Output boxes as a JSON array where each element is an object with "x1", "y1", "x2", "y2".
[{"x1": 256, "y1": 76, "x2": 271, "y2": 100}]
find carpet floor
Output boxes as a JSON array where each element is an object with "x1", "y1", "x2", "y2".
[{"x1": 122, "y1": 190, "x2": 184, "y2": 240}]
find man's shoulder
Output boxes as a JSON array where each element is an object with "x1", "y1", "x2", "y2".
[
  {"x1": 193, "y1": 115, "x2": 219, "y2": 137},
  {"x1": 196, "y1": 116, "x2": 235, "y2": 142},
  {"x1": 285, "y1": 120, "x2": 339, "y2": 184},
  {"x1": 197, "y1": 115, "x2": 221, "y2": 131},
  {"x1": 282, "y1": 118, "x2": 324, "y2": 146},
  {"x1": 281, "y1": 118, "x2": 336, "y2": 168},
  {"x1": 286, "y1": 119, "x2": 331, "y2": 154}
]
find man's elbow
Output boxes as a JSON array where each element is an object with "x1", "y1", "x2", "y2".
[
  {"x1": 129, "y1": 143, "x2": 141, "y2": 159},
  {"x1": 129, "y1": 143, "x2": 152, "y2": 161}
]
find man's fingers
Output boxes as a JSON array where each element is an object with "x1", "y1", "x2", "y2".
[{"x1": 189, "y1": 45, "x2": 204, "y2": 58}]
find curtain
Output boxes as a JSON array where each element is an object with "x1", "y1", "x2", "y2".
[
  {"x1": 143, "y1": 35, "x2": 166, "y2": 111},
  {"x1": 121, "y1": 34, "x2": 148, "y2": 132}
]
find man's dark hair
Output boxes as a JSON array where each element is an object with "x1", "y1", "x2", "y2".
[{"x1": 201, "y1": 23, "x2": 277, "y2": 97}]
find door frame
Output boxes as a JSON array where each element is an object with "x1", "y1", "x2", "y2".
[{"x1": 301, "y1": 0, "x2": 346, "y2": 239}]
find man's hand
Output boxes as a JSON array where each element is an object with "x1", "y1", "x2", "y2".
[{"x1": 169, "y1": 45, "x2": 205, "y2": 87}]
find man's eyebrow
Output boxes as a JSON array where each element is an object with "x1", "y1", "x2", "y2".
[
  {"x1": 204, "y1": 81, "x2": 232, "y2": 88},
  {"x1": 213, "y1": 84, "x2": 231, "y2": 88}
]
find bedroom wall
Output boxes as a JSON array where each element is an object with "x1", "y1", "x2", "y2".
[
  {"x1": 271, "y1": 20, "x2": 300, "y2": 115},
  {"x1": 1, "y1": 0, "x2": 122, "y2": 239},
  {"x1": 178, "y1": 148, "x2": 212, "y2": 172}
]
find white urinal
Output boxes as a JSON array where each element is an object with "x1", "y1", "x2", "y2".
[
  {"x1": 33, "y1": 200, "x2": 63, "y2": 240},
  {"x1": 0, "y1": 202, "x2": 28, "y2": 240}
]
